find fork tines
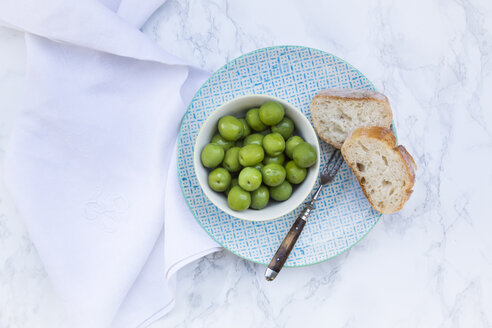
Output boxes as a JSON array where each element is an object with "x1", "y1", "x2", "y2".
[{"x1": 321, "y1": 150, "x2": 344, "y2": 183}]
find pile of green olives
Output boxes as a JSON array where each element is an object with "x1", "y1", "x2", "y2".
[{"x1": 200, "y1": 101, "x2": 317, "y2": 212}]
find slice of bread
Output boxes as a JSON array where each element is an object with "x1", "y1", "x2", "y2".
[
  {"x1": 310, "y1": 89, "x2": 393, "y2": 148},
  {"x1": 341, "y1": 127, "x2": 416, "y2": 214}
]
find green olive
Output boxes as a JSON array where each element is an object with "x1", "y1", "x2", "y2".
[
  {"x1": 271, "y1": 117, "x2": 294, "y2": 139},
  {"x1": 201, "y1": 143, "x2": 224, "y2": 168},
  {"x1": 261, "y1": 163, "x2": 286, "y2": 187},
  {"x1": 250, "y1": 185, "x2": 269, "y2": 210},
  {"x1": 245, "y1": 108, "x2": 268, "y2": 132},
  {"x1": 285, "y1": 160, "x2": 307, "y2": 184},
  {"x1": 208, "y1": 167, "x2": 231, "y2": 192},
  {"x1": 225, "y1": 178, "x2": 239, "y2": 196},
  {"x1": 270, "y1": 181, "x2": 292, "y2": 201},
  {"x1": 253, "y1": 163, "x2": 264, "y2": 171},
  {"x1": 218, "y1": 115, "x2": 243, "y2": 141},
  {"x1": 259, "y1": 101, "x2": 285, "y2": 126},
  {"x1": 285, "y1": 135, "x2": 304, "y2": 158},
  {"x1": 263, "y1": 132, "x2": 285, "y2": 156},
  {"x1": 222, "y1": 146, "x2": 241, "y2": 172},
  {"x1": 227, "y1": 186, "x2": 251, "y2": 211},
  {"x1": 239, "y1": 118, "x2": 251, "y2": 138},
  {"x1": 238, "y1": 167, "x2": 262, "y2": 191},
  {"x1": 238, "y1": 144, "x2": 264, "y2": 167},
  {"x1": 263, "y1": 153, "x2": 285, "y2": 166},
  {"x1": 243, "y1": 133, "x2": 264, "y2": 147},
  {"x1": 292, "y1": 142, "x2": 317, "y2": 168},
  {"x1": 211, "y1": 134, "x2": 234, "y2": 150}
]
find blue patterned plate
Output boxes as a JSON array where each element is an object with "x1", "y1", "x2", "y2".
[{"x1": 178, "y1": 46, "x2": 388, "y2": 267}]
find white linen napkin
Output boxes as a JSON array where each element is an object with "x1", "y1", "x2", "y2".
[{"x1": 0, "y1": 0, "x2": 221, "y2": 327}]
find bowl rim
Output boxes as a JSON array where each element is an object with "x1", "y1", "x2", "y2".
[{"x1": 193, "y1": 94, "x2": 321, "y2": 222}]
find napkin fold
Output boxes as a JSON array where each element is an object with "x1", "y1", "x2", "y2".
[{"x1": 0, "y1": 0, "x2": 220, "y2": 327}]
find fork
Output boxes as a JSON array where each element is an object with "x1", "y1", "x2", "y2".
[{"x1": 265, "y1": 149, "x2": 345, "y2": 281}]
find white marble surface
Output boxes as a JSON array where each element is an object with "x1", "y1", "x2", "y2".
[{"x1": 1, "y1": 0, "x2": 492, "y2": 327}]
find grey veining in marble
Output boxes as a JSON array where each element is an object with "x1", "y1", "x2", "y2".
[{"x1": 1, "y1": 0, "x2": 492, "y2": 327}]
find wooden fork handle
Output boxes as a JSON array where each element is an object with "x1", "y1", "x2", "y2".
[{"x1": 265, "y1": 204, "x2": 313, "y2": 281}]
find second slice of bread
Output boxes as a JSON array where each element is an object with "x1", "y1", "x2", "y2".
[
  {"x1": 341, "y1": 127, "x2": 416, "y2": 214},
  {"x1": 310, "y1": 89, "x2": 393, "y2": 148}
]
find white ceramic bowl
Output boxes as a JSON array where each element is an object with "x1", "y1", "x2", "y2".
[{"x1": 193, "y1": 95, "x2": 320, "y2": 221}]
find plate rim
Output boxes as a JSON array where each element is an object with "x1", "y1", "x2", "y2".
[{"x1": 177, "y1": 45, "x2": 388, "y2": 267}]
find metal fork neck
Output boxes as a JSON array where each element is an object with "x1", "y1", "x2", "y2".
[
  {"x1": 311, "y1": 184, "x2": 324, "y2": 202},
  {"x1": 299, "y1": 185, "x2": 324, "y2": 222}
]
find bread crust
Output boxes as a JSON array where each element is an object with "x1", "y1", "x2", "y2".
[
  {"x1": 310, "y1": 89, "x2": 393, "y2": 148},
  {"x1": 341, "y1": 127, "x2": 416, "y2": 214},
  {"x1": 314, "y1": 88, "x2": 389, "y2": 102},
  {"x1": 347, "y1": 125, "x2": 396, "y2": 146}
]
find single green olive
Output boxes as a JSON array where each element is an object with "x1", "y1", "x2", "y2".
[
  {"x1": 261, "y1": 163, "x2": 286, "y2": 187},
  {"x1": 227, "y1": 186, "x2": 251, "y2": 211},
  {"x1": 208, "y1": 167, "x2": 231, "y2": 192},
  {"x1": 201, "y1": 143, "x2": 224, "y2": 168},
  {"x1": 285, "y1": 160, "x2": 307, "y2": 184},
  {"x1": 222, "y1": 146, "x2": 241, "y2": 172},
  {"x1": 250, "y1": 185, "x2": 270, "y2": 210},
  {"x1": 292, "y1": 142, "x2": 317, "y2": 168},
  {"x1": 238, "y1": 144, "x2": 264, "y2": 167},
  {"x1": 218, "y1": 115, "x2": 243, "y2": 141},
  {"x1": 259, "y1": 101, "x2": 285, "y2": 126},
  {"x1": 270, "y1": 181, "x2": 292, "y2": 201},
  {"x1": 238, "y1": 167, "x2": 262, "y2": 191},
  {"x1": 263, "y1": 132, "x2": 285, "y2": 156},
  {"x1": 243, "y1": 133, "x2": 264, "y2": 147},
  {"x1": 271, "y1": 117, "x2": 294, "y2": 139}
]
